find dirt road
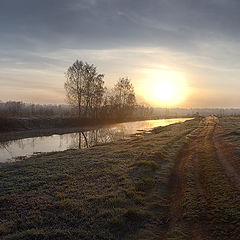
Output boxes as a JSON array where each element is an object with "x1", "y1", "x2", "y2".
[{"x1": 165, "y1": 116, "x2": 240, "y2": 239}]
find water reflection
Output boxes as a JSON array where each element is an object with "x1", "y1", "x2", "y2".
[
  {"x1": 0, "y1": 118, "x2": 191, "y2": 163},
  {"x1": 72, "y1": 128, "x2": 126, "y2": 150}
]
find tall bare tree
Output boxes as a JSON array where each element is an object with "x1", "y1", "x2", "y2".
[
  {"x1": 64, "y1": 60, "x2": 84, "y2": 117},
  {"x1": 82, "y1": 63, "x2": 104, "y2": 117},
  {"x1": 64, "y1": 60, "x2": 104, "y2": 118}
]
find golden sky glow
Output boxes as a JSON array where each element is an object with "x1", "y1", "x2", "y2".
[
  {"x1": 2, "y1": 1, "x2": 240, "y2": 108},
  {"x1": 138, "y1": 69, "x2": 188, "y2": 107}
]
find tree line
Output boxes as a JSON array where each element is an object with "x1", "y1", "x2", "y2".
[
  {"x1": 0, "y1": 101, "x2": 72, "y2": 117},
  {"x1": 64, "y1": 60, "x2": 153, "y2": 121}
]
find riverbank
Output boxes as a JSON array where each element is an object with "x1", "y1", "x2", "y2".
[
  {"x1": 0, "y1": 117, "x2": 192, "y2": 143},
  {"x1": 0, "y1": 116, "x2": 156, "y2": 142},
  {"x1": 0, "y1": 125, "x2": 101, "y2": 143},
  {"x1": 0, "y1": 116, "x2": 166, "y2": 133},
  {"x1": 0, "y1": 117, "x2": 239, "y2": 239}
]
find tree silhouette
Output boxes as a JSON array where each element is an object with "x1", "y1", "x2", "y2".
[{"x1": 64, "y1": 60, "x2": 104, "y2": 118}]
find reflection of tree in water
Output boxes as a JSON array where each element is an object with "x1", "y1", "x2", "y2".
[
  {"x1": 66, "y1": 133, "x2": 81, "y2": 150},
  {"x1": 68, "y1": 127, "x2": 126, "y2": 149},
  {"x1": 59, "y1": 134, "x2": 65, "y2": 149},
  {"x1": 0, "y1": 141, "x2": 11, "y2": 150},
  {"x1": 31, "y1": 138, "x2": 35, "y2": 150},
  {"x1": 93, "y1": 127, "x2": 126, "y2": 143},
  {"x1": 0, "y1": 126, "x2": 129, "y2": 160},
  {"x1": 0, "y1": 141, "x2": 13, "y2": 157},
  {"x1": 15, "y1": 139, "x2": 24, "y2": 149}
]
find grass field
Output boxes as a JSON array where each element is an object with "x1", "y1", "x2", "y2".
[{"x1": 0, "y1": 117, "x2": 239, "y2": 240}]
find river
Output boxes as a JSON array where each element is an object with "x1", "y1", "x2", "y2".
[{"x1": 0, "y1": 118, "x2": 192, "y2": 162}]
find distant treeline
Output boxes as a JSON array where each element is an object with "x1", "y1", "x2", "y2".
[
  {"x1": 0, "y1": 101, "x2": 72, "y2": 117},
  {"x1": 154, "y1": 108, "x2": 240, "y2": 117},
  {"x1": 0, "y1": 100, "x2": 153, "y2": 120},
  {"x1": 0, "y1": 100, "x2": 153, "y2": 131},
  {"x1": 0, "y1": 94, "x2": 153, "y2": 131}
]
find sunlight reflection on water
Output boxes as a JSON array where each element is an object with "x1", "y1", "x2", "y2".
[{"x1": 0, "y1": 118, "x2": 192, "y2": 163}]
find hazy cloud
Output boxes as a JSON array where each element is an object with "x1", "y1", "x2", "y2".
[
  {"x1": 1, "y1": 0, "x2": 240, "y2": 106},
  {"x1": 2, "y1": 0, "x2": 240, "y2": 50}
]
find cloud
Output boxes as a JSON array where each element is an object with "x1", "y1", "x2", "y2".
[
  {"x1": 1, "y1": 0, "x2": 240, "y2": 106},
  {"x1": 1, "y1": 0, "x2": 240, "y2": 51}
]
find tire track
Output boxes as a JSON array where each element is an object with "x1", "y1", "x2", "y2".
[
  {"x1": 214, "y1": 124, "x2": 240, "y2": 191},
  {"x1": 165, "y1": 116, "x2": 240, "y2": 239}
]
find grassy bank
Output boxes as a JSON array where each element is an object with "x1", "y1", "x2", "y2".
[{"x1": 0, "y1": 119, "x2": 199, "y2": 240}]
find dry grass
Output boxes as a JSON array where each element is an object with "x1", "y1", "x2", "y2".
[
  {"x1": 1, "y1": 117, "x2": 239, "y2": 239},
  {"x1": 165, "y1": 116, "x2": 240, "y2": 240},
  {"x1": 0, "y1": 119, "x2": 200, "y2": 240},
  {"x1": 220, "y1": 116, "x2": 240, "y2": 154}
]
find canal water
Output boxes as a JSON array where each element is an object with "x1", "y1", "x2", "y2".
[{"x1": 0, "y1": 118, "x2": 192, "y2": 162}]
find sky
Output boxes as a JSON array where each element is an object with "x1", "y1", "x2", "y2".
[{"x1": 1, "y1": 0, "x2": 240, "y2": 107}]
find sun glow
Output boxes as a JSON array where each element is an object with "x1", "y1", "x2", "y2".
[
  {"x1": 139, "y1": 69, "x2": 188, "y2": 107},
  {"x1": 154, "y1": 81, "x2": 175, "y2": 102}
]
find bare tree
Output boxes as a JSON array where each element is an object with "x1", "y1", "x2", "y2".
[
  {"x1": 82, "y1": 63, "x2": 104, "y2": 117},
  {"x1": 64, "y1": 60, "x2": 104, "y2": 118},
  {"x1": 64, "y1": 62, "x2": 152, "y2": 121},
  {"x1": 64, "y1": 60, "x2": 84, "y2": 117},
  {"x1": 114, "y1": 77, "x2": 136, "y2": 115}
]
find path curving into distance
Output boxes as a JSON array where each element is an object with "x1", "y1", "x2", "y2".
[{"x1": 165, "y1": 116, "x2": 240, "y2": 240}]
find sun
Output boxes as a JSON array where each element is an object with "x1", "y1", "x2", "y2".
[
  {"x1": 139, "y1": 69, "x2": 188, "y2": 107},
  {"x1": 154, "y1": 81, "x2": 176, "y2": 102}
]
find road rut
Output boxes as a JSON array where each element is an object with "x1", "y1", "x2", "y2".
[{"x1": 165, "y1": 116, "x2": 240, "y2": 240}]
